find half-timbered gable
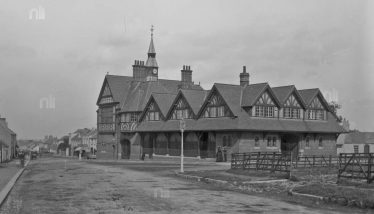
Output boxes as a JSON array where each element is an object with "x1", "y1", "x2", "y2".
[
  {"x1": 98, "y1": 81, "x2": 114, "y2": 105},
  {"x1": 299, "y1": 89, "x2": 331, "y2": 121},
  {"x1": 199, "y1": 88, "x2": 233, "y2": 118},
  {"x1": 282, "y1": 93, "x2": 304, "y2": 119},
  {"x1": 253, "y1": 90, "x2": 278, "y2": 118},
  {"x1": 306, "y1": 96, "x2": 327, "y2": 120},
  {"x1": 169, "y1": 95, "x2": 194, "y2": 120},
  {"x1": 140, "y1": 97, "x2": 163, "y2": 122}
]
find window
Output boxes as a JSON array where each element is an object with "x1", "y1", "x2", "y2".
[
  {"x1": 217, "y1": 106, "x2": 225, "y2": 117},
  {"x1": 130, "y1": 113, "x2": 138, "y2": 122},
  {"x1": 171, "y1": 98, "x2": 193, "y2": 120},
  {"x1": 228, "y1": 136, "x2": 232, "y2": 147},
  {"x1": 305, "y1": 137, "x2": 310, "y2": 148},
  {"x1": 223, "y1": 136, "x2": 227, "y2": 147},
  {"x1": 318, "y1": 137, "x2": 323, "y2": 147},
  {"x1": 306, "y1": 97, "x2": 326, "y2": 120},
  {"x1": 284, "y1": 108, "x2": 301, "y2": 119},
  {"x1": 267, "y1": 137, "x2": 272, "y2": 147},
  {"x1": 254, "y1": 136, "x2": 260, "y2": 147},
  {"x1": 202, "y1": 93, "x2": 230, "y2": 118},
  {"x1": 272, "y1": 137, "x2": 277, "y2": 147},
  {"x1": 254, "y1": 106, "x2": 275, "y2": 118},
  {"x1": 100, "y1": 107, "x2": 115, "y2": 123},
  {"x1": 354, "y1": 145, "x2": 359, "y2": 153},
  {"x1": 145, "y1": 102, "x2": 160, "y2": 121}
]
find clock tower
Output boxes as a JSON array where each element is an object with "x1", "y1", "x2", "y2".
[{"x1": 145, "y1": 25, "x2": 158, "y2": 81}]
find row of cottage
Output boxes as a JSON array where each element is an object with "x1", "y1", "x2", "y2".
[
  {"x1": 0, "y1": 116, "x2": 17, "y2": 163},
  {"x1": 67, "y1": 128, "x2": 97, "y2": 156},
  {"x1": 95, "y1": 31, "x2": 346, "y2": 161}
]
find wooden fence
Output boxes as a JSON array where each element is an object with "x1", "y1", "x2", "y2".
[
  {"x1": 338, "y1": 153, "x2": 374, "y2": 184},
  {"x1": 231, "y1": 152, "x2": 337, "y2": 172}
]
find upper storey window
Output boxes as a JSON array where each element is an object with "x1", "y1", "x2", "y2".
[
  {"x1": 121, "y1": 112, "x2": 139, "y2": 123},
  {"x1": 306, "y1": 97, "x2": 326, "y2": 120},
  {"x1": 171, "y1": 97, "x2": 193, "y2": 120},
  {"x1": 283, "y1": 94, "x2": 302, "y2": 119},
  {"x1": 145, "y1": 102, "x2": 160, "y2": 121},
  {"x1": 202, "y1": 93, "x2": 230, "y2": 118},
  {"x1": 253, "y1": 91, "x2": 277, "y2": 118},
  {"x1": 99, "y1": 106, "x2": 115, "y2": 123}
]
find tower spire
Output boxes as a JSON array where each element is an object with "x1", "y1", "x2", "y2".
[
  {"x1": 148, "y1": 25, "x2": 156, "y2": 55},
  {"x1": 146, "y1": 25, "x2": 158, "y2": 67}
]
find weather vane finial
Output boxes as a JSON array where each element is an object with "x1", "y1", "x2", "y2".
[{"x1": 151, "y1": 25, "x2": 154, "y2": 38}]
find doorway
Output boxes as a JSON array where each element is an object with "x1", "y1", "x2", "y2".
[
  {"x1": 121, "y1": 139, "x2": 131, "y2": 159},
  {"x1": 281, "y1": 134, "x2": 299, "y2": 159}
]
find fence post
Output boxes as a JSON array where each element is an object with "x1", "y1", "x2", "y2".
[
  {"x1": 329, "y1": 155, "x2": 332, "y2": 167},
  {"x1": 313, "y1": 155, "x2": 315, "y2": 167},
  {"x1": 289, "y1": 152, "x2": 293, "y2": 178}
]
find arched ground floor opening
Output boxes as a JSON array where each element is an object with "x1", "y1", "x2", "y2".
[{"x1": 280, "y1": 134, "x2": 300, "y2": 159}]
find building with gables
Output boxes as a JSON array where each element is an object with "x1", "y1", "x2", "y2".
[{"x1": 96, "y1": 30, "x2": 345, "y2": 160}]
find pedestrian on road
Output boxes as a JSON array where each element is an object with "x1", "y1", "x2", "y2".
[
  {"x1": 223, "y1": 147, "x2": 227, "y2": 162},
  {"x1": 216, "y1": 147, "x2": 223, "y2": 162}
]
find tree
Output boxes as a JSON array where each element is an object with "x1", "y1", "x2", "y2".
[{"x1": 57, "y1": 136, "x2": 70, "y2": 153}]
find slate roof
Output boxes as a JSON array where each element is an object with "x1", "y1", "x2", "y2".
[
  {"x1": 180, "y1": 89, "x2": 210, "y2": 115},
  {"x1": 298, "y1": 88, "x2": 319, "y2": 106},
  {"x1": 96, "y1": 75, "x2": 133, "y2": 106},
  {"x1": 151, "y1": 93, "x2": 177, "y2": 117},
  {"x1": 272, "y1": 85, "x2": 306, "y2": 107},
  {"x1": 120, "y1": 79, "x2": 203, "y2": 112},
  {"x1": 337, "y1": 132, "x2": 374, "y2": 145}
]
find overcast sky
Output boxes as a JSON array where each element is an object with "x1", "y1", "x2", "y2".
[{"x1": 0, "y1": 0, "x2": 373, "y2": 139}]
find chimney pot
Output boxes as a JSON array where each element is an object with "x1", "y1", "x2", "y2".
[{"x1": 243, "y1": 66, "x2": 246, "y2": 73}]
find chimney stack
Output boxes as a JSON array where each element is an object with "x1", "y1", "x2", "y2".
[
  {"x1": 240, "y1": 66, "x2": 249, "y2": 87},
  {"x1": 181, "y1": 65, "x2": 193, "y2": 83},
  {"x1": 133, "y1": 60, "x2": 146, "y2": 81}
]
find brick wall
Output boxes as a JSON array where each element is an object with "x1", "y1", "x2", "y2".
[
  {"x1": 299, "y1": 134, "x2": 337, "y2": 157},
  {"x1": 97, "y1": 133, "x2": 116, "y2": 159}
]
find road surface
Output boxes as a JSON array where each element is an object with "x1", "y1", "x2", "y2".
[{"x1": 0, "y1": 158, "x2": 360, "y2": 213}]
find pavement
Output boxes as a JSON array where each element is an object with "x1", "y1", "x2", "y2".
[
  {"x1": 0, "y1": 157, "x2": 359, "y2": 214},
  {"x1": 0, "y1": 161, "x2": 21, "y2": 192},
  {"x1": 0, "y1": 159, "x2": 29, "y2": 207}
]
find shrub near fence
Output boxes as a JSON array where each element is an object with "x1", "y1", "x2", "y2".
[
  {"x1": 338, "y1": 153, "x2": 374, "y2": 184},
  {"x1": 231, "y1": 152, "x2": 337, "y2": 173}
]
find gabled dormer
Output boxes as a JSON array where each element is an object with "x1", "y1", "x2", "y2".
[
  {"x1": 167, "y1": 93, "x2": 194, "y2": 120},
  {"x1": 299, "y1": 89, "x2": 330, "y2": 121},
  {"x1": 139, "y1": 96, "x2": 163, "y2": 122},
  {"x1": 272, "y1": 85, "x2": 306, "y2": 119},
  {"x1": 242, "y1": 83, "x2": 281, "y2": 118},
  {"x1": 198, "y1": 86, "x2": 233, "y2": 118}
]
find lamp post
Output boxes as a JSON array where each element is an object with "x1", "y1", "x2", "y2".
[{"x1": 179, "y1": 118, "x2": 186, "y2": 173}]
